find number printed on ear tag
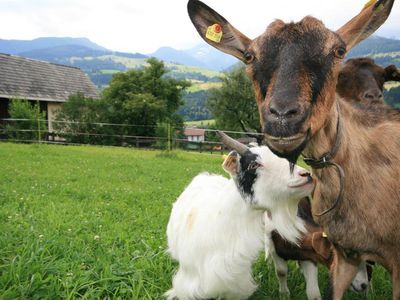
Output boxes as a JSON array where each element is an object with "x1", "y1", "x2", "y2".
[{"x1": 206, "y1": 24, "x2": 223, "y2": 43}]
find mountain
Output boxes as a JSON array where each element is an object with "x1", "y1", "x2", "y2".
[
  {"x1": 0, "y1": 37, "x2": 108, "y2": 55},
  {"x1": 0, "y1": 37, "x2": 150, "y2": 87},
  {"x1": 149, "y1": 44, "x2": 237, "y2": 71},
  {"x1": 184, "y1": 44, "x2": 238, "y2": 71},
  {"x1": 349, "y1": 36, "x2": 400, "y2": 57},
  {"x1": 0, "y1": 37, "x2": 224, "y2": 90},
  {"x1": 150, "y1": 36, "x2": 400, "y2": 72},
  {"x1": 19, "y1": 45, "x2": 109, "y2": 61},
  {"x1": 348, "y1": 36, "x2": 400, "y2": 67},
  {"x1": 19, "y1": 44, "x2": 147, "y2": 62},
  {"x1": 149, "y1": 47, "x2": 208, "y2": 69}
]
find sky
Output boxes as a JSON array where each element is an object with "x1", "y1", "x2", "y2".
[{"x1": 0, "y1": 0, "x2": 399, "y2": 54}]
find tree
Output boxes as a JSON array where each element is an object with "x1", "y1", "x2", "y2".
[
  {"x1": 208, "y1": 66, "x2": 260, "y2": 134},
  {"x1": 54, "y1": 59, "x2": 190, "y2": 147},
  {"x1": 102, "y1": 58, "x2": 190, "y2": 137},
  {"x1": 384, "y1": 86, "x2": 400, "y2": 108},
  {"x1": 53, "y1": 92, "x2": 105, "y2": 144},
  {"x1": 6, "y1": 99, "x2": 47, "y2": 141}
]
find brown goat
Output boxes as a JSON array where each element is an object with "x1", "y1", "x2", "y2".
[
  {"x1": 337, "y1": 57, "x2": 400, "y2": 105},
  {"x1": 187, "y1": 0, "x2": 397, "y2": 299},
  {"x1": 266, "y1": 197, "x2": 372, "y2": 300}
]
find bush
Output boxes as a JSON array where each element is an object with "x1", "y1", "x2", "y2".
[
  {"x1": 6, "y1": 99, "x2": 47, "y2": 141},
  {"x1": 53, "y1": 92, "x2": 106, "y2": 145}
]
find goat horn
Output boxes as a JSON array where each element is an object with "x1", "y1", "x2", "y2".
[{"x1": 217, "y1": 131, "x2": 249, "y2": 155}]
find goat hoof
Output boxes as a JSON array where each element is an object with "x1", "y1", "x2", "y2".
[{"x1": 279, "y1": 290, "x2": 290, "y2": 300}]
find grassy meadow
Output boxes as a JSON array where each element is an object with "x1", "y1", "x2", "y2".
[{"x1": 0, "y1": 143, "x2": 392, "y2": 299}]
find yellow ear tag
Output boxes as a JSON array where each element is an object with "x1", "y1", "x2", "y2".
[
  {"x1": 375, "y1": 3, "x2": 384, "y2": 12},
  {"x1": 363, "y1": 0, "x2": 375, "y2": 9},
  {"x1": 206, "y1": 24, "x2": 223, "y2": 43},
  {"x1": 322, "y1": 232, "x2": 328, "y2": 238}
]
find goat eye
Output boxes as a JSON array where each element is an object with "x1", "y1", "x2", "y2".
[
  {"x1": 334, "y1": 47, "x2": 346, "y2": 59},
  {"x1": 243, "y1": 52, "x2": 255, "y2": 64},
  {"x1": 247, "y1": 162, "x2": 261, "y2": 171}
]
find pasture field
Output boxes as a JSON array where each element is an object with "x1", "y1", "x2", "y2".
[
  {"x1": 186, "y1": 82, "x2": 223, "y2": 93},
  {"x1": 185, "y1": 119, "x2": 216, "y2": 127},
  {"x1": 0, "y1": 143, "x2": 392, "y2": 299}
]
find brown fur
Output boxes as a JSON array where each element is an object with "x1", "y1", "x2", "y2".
[
  {"x1": 187, "y1": 0, "x2": 396, "y2": 298},
  {"x1": 271, "y1": 198, "x2": 334, "y2": 267},
  {"x1": 337, "y1": 58, "x2": 400, "y2": 105},
  {"x1": 305, "y1": 98, "x2": 400, "y2": 299}
]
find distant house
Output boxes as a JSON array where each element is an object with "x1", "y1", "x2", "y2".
[
  {"x1": 183, "y1": 127, "x2": 205, "y2": 142},
  {"x1": 0, "y1": 53, "x2": 99, "y2": 132}
]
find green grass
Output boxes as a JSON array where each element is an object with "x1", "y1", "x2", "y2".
[
  {"x1": 185, "y1": 119, "x2": 216, "y2": 127},
  {"x1": 0, "y1": 143, "x2": 392, "y2": 299},
  {"x1": 95, "y1": 55, "x2": 223, "y2": 79},
  {"x1": 384, "y1": 82, "x2": 400, "y2": 90},
  {"x1": 187, "y1": 81, "x2": 222, "y2": 93},
  {"x1": 97, "y1": 56, "x2": 147, "y2": 69},
  {"x1": 370, "y1": 51, "x2": 400, "y2": 58},
  {"x1": 166, "y1": 64, "x2": 222, "y2": 78}
]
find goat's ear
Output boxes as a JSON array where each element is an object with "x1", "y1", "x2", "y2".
[
  {"x1": 311, "y1": 232, "x2": 332, "y2": 261},
  {"x1": 187, "y1": 0, "x2": 251, "y2": 61},
  {"x1": 384, "y1": 65, "x2": 400, "y2": 82},
  {"x1": 222, "y1": 151, "x2": 239, "y2": 176},
  {"x1": 336, "y1": 0, "x2": 395, "y2": 51}
]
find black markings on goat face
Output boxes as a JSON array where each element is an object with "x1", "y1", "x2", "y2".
[
  {"x1": 248, "y1": 17, "x2": 345, "y2": 163},
  {"x1": 236, "y1": 151, "x2": 262, "y2": 203}
]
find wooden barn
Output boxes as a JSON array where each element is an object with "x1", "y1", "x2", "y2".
[{"x1": 0, "y1": 53, "x2": 99, "y2": 132}]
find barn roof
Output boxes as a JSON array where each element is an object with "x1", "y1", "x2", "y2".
[
  {"x1": 0, "y1": 53, "x2": 99, "y2": 102},
  {"x1": 184, "y1": 127, "x2": 205, "y2": 136}
]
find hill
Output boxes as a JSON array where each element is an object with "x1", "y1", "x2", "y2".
[
  {"x1": 349, "y1": 36, "x2": 400, "y2": 67},
  {"x1": 149, "y1": 47, "x2": 208, "y2": 69},
  {"x1": 0, "y1": 37, "x2": 108, "y2": 54},
  {"x1": 149, "y1": 44, "x2": 237, "y2": 71}
]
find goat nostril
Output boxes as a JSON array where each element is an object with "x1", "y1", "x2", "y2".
[
  {"x1": 361, "y1": 283, "x2": 368, "y2": 290},
  {"x1": 270, "y1": 107, "x2": 279, "y2": 115},
  {"x1": 286, "y1": 108, "x2": 298, "y2": 116},
  {"x1": 364, "y1": 90, "x2": 383, "y2": 101},
  {"x1": 268, "y1": 103, "x2": 300, "y2": 118},
  {"x1": 364, "y1": 93, "x2": 374, "y2": 99}
]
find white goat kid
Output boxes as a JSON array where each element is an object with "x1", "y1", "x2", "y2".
[{"x1": 165, "y1": 132, "x2": 314, "y2": 300}]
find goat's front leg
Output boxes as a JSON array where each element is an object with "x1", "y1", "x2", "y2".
[
  {"x1": 329, "y1": 249, "x2": 360, "y2": 300},
  {"x1": 299, "y1": 260, "x2": 321, "y2": 300},
  {"x1": 264, "y1": 212, "x2": 290, "y2": 299},
  {"x1": 391, "y1": 263, "x2": 400, "y2": 300},
  {"x1": 264, "y1": 212, "x2": 274, "y2": 259},
  {"x1": 271, "y1": 253, "x2": 290, "y2": 299}
]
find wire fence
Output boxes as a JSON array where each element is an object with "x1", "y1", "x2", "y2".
[{"x1": 0, "y1": 118, "x2": 262, "y2": 154}]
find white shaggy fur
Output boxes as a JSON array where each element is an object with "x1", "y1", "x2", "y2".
[{"x1": 165, "y1": 146, "x2": 313, "y2": 299}]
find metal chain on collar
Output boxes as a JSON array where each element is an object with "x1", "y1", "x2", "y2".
[{"x1": 303, "y1": 102, "x2": 345, "y2": 217}]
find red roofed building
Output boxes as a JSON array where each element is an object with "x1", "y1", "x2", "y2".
[{"x1": 183, "y1": 127, "x2": 205, "y2": 142}]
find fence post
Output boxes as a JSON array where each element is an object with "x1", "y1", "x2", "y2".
[
  {"x1": 37, "y1": 100, "x2": 41, "y2": 143},
  {"x1": 167, "y1": 123, "x2": 171, "y2": 152}
]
